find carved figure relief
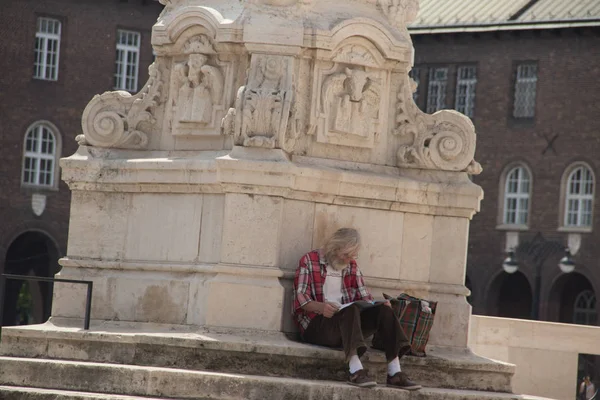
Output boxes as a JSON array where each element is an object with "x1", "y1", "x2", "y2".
[
  {"x1": 322, "y1": 68, "x2": 380, "y2": 139},
  {"x1": 225, "y1": 54, "x2": 293, "y2": 150},
  {"x1": 77, "y1": 64, "x2": 163, "y2": 149},
  {"x1": 310, "y1": 40, "x2": 387, "y2": 149},
  {"x1": 169, "y1": 35, "x2": 226, "y2": 136},
  {"x1": 393, "y1": 74, "x2": 482, "y2": 174}
]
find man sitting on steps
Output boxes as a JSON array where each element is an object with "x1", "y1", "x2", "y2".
[{"x1": 292, "y1": 227, "x2": 421, "y2": 390}]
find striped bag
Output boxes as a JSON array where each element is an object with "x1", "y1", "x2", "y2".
[{"x1": 383, "y1": 293, "x2": 437, "y2": 357}]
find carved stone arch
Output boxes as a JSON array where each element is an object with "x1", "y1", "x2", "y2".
[
  {"x1": 170, "y1": 24, "x2": 218, "y2": 56},
  {"x1": 328, "y1": 17, "x2": 411, "y2": 63},
  {"x1": 153, "y1": 6, "x2": 223, "y2": 48},
  {"x1": 330, "y1": 36, "x2": 387, "y2": 69}
]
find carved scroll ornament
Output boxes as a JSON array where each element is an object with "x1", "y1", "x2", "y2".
[
  {"x1": 394, "y1": 76, "x2": 482, "y2": 174},
  {"x1": 77, "y1": 64, "x2": 162, "y2": 149}
]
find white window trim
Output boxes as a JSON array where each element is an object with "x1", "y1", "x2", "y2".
[
  {"x1": 455, "y1": 65, "x2": 477, "y2": 118},
  {"x1": 513, "y1": 63, "x2": 538, "y2": 118},
  {"x1": 21, "y1": 121, "x2": 62, "y2": 191},
  {"x1": 426, "y1": 67, "x2": 448, "y2": 113},
  {"x1": 114, "y1": 29, "x2": 141, "y2": 92},
  {"x1": 560, "y1": 163, "x2": 595, "y2": 230},
  {"x1": 497, "y1": 163, "x2": 533, "y2": 230},
  {"x1": 34, "y1": 17, "x2": 62, "y2": 81}
]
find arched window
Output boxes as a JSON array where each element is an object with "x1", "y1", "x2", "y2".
[
  {"x1": 22, "y1": 122, "x2": 60, "y2": 188},
  {"x1": 573, "y1": 290, "x2": 597, "y2": 326},
  {"x1": 564, "y1": 165, "x2": 594, "y2": 228},
  {"x1": 503, "y1": 166, "x2": 531, "y2": 226}
]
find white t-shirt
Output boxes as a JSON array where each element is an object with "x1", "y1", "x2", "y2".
[
  {"x1": 323, "y1": 269, "x2": 343, "y2": 307},
  {"x1": 580, "y1": 382, "x2": 596, "y2": 400}
]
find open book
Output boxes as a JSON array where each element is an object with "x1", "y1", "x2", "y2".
[{"x1": 334, "y1": 300, "x2": 387, "y2": 312}]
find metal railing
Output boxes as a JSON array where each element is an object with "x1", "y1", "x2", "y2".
[{"x1": 0, "y1": 273, "x2": 93, "y2": 342}]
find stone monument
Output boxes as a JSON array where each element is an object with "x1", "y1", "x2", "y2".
[
  {"x1": 56, "y1": 0, "x2": 483, "y2": 352},
  {"x1": 4, "y1": 1, "x2": 561, "y2": 398}
]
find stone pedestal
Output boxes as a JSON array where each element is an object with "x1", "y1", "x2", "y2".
[{"x1": 56, "y1": 0, "x2": 483, "y2": 351}]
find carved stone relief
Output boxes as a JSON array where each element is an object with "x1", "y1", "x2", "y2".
[
  {"x1": 76, "y1": 64, "x2": 163, "y2": 149},
  {"x1": 377, "y1": 0, "x2": 420, "y2": 27},
  {"x1": 393, "y1": 75, "x2": 482, "y2": 174},
  {"x1": 169, "y1": 35, "x2": 227, "y2": 136},
  {"x1": 224, "y1": 54, "x2": 293, "y2": 150},
  {"x1": 310, "y1": 41, "x2": 387, "y2": 149}
]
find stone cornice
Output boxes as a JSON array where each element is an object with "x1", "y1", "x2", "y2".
[{"x1": 61, "y1": 146, "x2": 482, "y2": 218}]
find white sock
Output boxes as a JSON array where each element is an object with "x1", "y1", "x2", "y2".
[
  {"x1": 387, "y1": 357, "x2": 401, "y2": 376},
  {"x1": 349, "y1": 354, "x2": 363, "y2": 374}
]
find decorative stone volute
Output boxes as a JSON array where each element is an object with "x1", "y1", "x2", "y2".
[{"x1": 76, "y1": 64, "x2": 162, "y2": 149}]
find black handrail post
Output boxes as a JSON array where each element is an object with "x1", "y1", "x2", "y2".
[
  {"x1": 84, "y1": 281, "x2": 93, "y2": 330},
  {"x1": 0, "y1": 274, "x2": 6, "y2": 342},
  {"x1": 0, "y1": 274, "x2": 94, "y2": 342}
]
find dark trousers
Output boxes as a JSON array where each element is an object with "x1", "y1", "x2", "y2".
[{"x1": 302, "y1": 303, "x2": 410, "y2": 363}]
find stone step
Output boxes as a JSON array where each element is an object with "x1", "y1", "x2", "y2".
[
  {"x1": 0, "y1": 386, "x2": 188, "y2": 400},
  {"x1": 0, "y1": 321, "x2": 514, "y2": 392},
  {"x1": 0, "y1": 357, "x2": 551, "y2": 400}
]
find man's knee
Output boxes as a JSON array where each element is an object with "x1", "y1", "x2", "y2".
[
  {"x1": 339, "y1": 304, "x2": 361, "y2": 321},
  {"x1": 379, "y1": 304, "x2": 396, "y2": 320}
]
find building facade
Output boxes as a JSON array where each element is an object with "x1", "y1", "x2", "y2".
[
  {"x1": 410, "y1": 0, "x2": 600, "y2": 326},
  {"x1": 409, "y1": 0, "x2": 600, "y2": 382},
  {"x1": 0, "y1": 0, "x2": 162, "y2": 326},
  {"x1": 0, "y1": 0, "x2": 598, "y2": 334}
]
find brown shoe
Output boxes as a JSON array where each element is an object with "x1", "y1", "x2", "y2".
[
  {"x1": 387, "y1": 372, "x2": 421, "y2": 390},
  {"x1": 348, "y1": 369, "x2": 377, "y2": 388}
]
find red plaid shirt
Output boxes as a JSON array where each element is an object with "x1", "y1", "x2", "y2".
[{"x1": 292, "y1": 249, "x2": 373, "y2": 333}]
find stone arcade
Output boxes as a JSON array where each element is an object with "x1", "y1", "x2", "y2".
[{"x1": 0, "y1": 0, "x2": 553, "y2": 399}]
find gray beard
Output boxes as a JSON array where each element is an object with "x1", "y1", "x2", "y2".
[{"x1": 330, "y1": 260, "x2": 348, "y2": 271}]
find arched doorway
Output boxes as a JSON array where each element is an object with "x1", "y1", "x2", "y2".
[
  {"x1": 549, "y1": 272, "x2": 597, "y2": 325},
  {"x1": 548, "y1": 272, "x2": 598, "y2": 325},
  {"x1": 487, "y1": 271, "x2": 532, "y2": 319},
  {"x1": 2, "y1": 231, "x2": 60, "y2": 326}
]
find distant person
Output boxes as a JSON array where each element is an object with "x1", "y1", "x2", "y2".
[
  {"x1": 292, "y1": 228, "x2": 421, "y2": 390},
  {"x1": 580, "y1": 375, "x2": 596, "y2": 400}
]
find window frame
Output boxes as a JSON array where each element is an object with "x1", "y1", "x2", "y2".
[
  {"x1": 573, "y1": 290, "x2": 597, "y2": 326},
  {"x1": 497, "y1": 162, "x2": 533, "y2": 230},
  {"x1": 33, "y1": 16, "x2": 62, "y2": 81},
  {"x1": 21, "y1": 121, "x2": 62, "y2": 191},
  {"x1": 512, "y1": 62, "x2": 538, "y2": 119},
  {"x1": 559, "y1": 162, "x2": 595, "y2": 232},
  {"x1": 455, "y1": 65, "x2": 477, "y2": 118},
  {"x1": 426, "y1": 66, "x2": 448, "y2": 114},
  {"x1": 114, "y1": 29, "x2": 141, "y2": 92}
]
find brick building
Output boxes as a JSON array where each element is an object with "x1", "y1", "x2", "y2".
[
  {"x1": 409, "y1": 0, "x2": 600, "y2": 379},
  {"x1": 0, "y1": 0, "x2": 162, "y2": 326},
  {"x1": 0, "y1": 0, "x2": 598, "y2": 332}
]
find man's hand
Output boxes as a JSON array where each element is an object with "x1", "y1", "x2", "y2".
[{"x1": 322, "y1": 302, "x2": 340, "y2": 318}]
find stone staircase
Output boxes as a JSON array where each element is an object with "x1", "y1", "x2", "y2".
[{"x1": 0, "y1": 320, "x2": 554, "y2": 400}]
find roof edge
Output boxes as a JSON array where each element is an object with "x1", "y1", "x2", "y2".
[{"x1": 408, "y1": 18, "x2": 600, "y2": 34}]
